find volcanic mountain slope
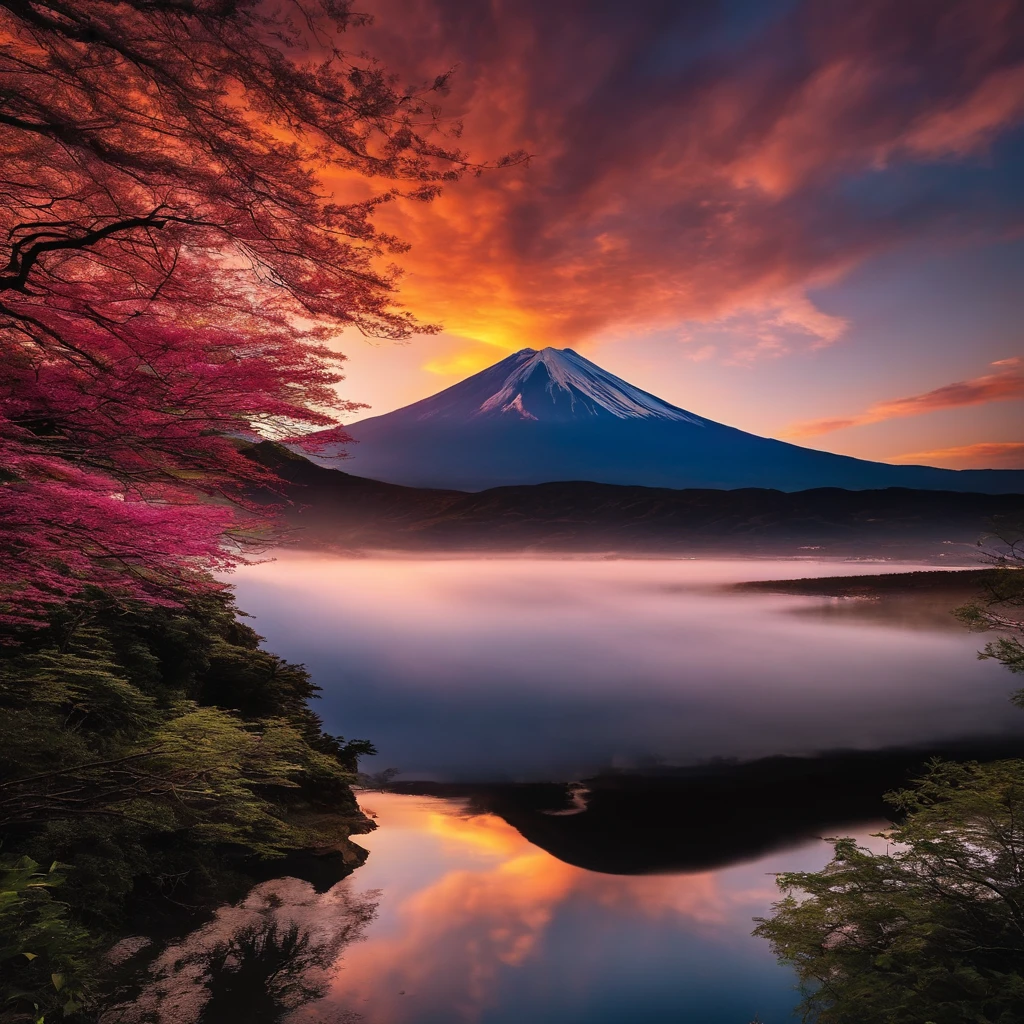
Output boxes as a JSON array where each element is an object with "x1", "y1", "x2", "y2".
[{"x1": 308, "y1": 347, "x2": 1024, "y2": 493}]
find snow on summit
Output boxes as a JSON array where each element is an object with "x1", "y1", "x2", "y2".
[
  {"x1": 476, "y1": 347, "x2": 703, "y2": 423},
  {"x1": 298, "y1": 346, "x2": 1024, "y2": 493}
]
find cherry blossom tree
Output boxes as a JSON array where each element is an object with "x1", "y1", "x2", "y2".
[{"x1": 0, "y1": 0, "x2": 518, "y2": 624}]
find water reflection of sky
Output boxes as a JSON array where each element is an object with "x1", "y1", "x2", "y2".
[
  {"x1": 330, "y1": 793, "x2": 817, "y2": 1024},
  {"x1": 230, "y1": 556, "x2": 1023, "y2": 781},
  {"x1": 115, "y1": 794, "x2": 891, "y2": 1024}
]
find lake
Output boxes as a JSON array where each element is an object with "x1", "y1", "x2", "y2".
[
  {"x1": 107, "y1": 555, "x2": 1024, "y2": 1023},
  {"x1": 229, "y1": 554, "x2": 1023, "y2": 780},
  {"x1": 112, "y1": 792, "x2": 891, "y2": 1024}
]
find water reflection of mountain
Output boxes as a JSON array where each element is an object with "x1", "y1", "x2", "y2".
[{"x1": 391, "y1": 742, "x2": 1024, "y2": 875}]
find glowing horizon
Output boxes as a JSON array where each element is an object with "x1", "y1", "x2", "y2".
[{"x1": 321, "y1": 0, "x2": 1024, "y2": 469}]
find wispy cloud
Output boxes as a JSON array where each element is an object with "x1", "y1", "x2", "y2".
[
  {"x1": 784, "y1": 359, "x2": 1024, "y2": 438},
  {"x1": 347, "y1": 0, "x2": 1024, "y2": 359},
  {"x1": 889, "y1": 442, "x2": 1024, "y2": 469}
]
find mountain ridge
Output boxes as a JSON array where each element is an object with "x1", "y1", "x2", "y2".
[
  {"x1": 305, "y1": 348, "x2": 1024, "y2": 493},
  {"x1": 250, "y1": 442, "x2": 1024, "y2": 558}
]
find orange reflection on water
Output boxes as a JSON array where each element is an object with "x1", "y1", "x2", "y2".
[
  {"x1": 107, "y1": 790, "x2": 875, "y2": 1024},
  {"x1": 306, "y1": 793, "x2": 749, "y2": 1024}
]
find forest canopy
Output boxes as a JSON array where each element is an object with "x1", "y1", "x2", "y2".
[{"x1": 0, "y1": 588, "x2": 376, "y2": 1019}]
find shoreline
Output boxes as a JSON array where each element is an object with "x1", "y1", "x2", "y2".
[{"x1": 731, "y1": 566, "x2": 1006, "y2": 597}]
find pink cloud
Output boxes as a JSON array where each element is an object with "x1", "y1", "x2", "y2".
[
  {"x1": 785, "y1": 359, "x2": 1024, "y2": 438},
  {"x1": 889, "y1": 441, "x2": 1024, "y2": 469}
]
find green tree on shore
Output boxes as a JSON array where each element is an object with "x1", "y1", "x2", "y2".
[
  {"x1": 0, "y1": 591, "x2": 375, "y2": 1021},
  {"x1": 755, "y1": 528, "x2": 1024, "y2": 1024},
  {"x1": 754, "y1": 759, "x2": 1024, "y2": 1024}
]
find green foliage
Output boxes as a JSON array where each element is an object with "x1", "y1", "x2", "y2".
[
  {"x1": 754, "y1": 760, "x2": 1024, "y2": 1024},
  {"x1": 986, "y1": 636, "x2": 1024, "y2": 680},
  {"x1": 0, "y1": 858, "x2": 91, "y2": 1023},
  {"x1": 0, "y1": 588, "x2": 373, "y2": 1020},
  {"x1": 758, "y1": 541, "x2": 1024, "y2": 1023},
  {"x1": 955, "y1": 526, "x2": 1024, "y2": 686}
]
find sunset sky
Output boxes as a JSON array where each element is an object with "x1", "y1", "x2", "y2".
[{"x1": 329, "y1": 0, "x2": 1023, "y2": 468}]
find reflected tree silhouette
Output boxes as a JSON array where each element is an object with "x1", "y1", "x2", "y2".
[
  {"x1": 197, "y1": 921, "x2": 339, "y2": 1023},
  {"x1": 104, "y1": 878, "x2": 377, "y2": 1024}
]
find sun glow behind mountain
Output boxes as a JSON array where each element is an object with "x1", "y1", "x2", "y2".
[
  {"x1": 307, "y1": 348, "x2": 1024, "y2": 493},
  {"x1": 320, "y1": 0, "x2": 1024, "y2": 469}
]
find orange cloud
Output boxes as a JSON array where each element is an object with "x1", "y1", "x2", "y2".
[
  {"x1": 322, "y1": 0, "x2": 1024, "y2": 363},
  {"x1": 889, "y1": 441, "x2": 1024, "y2": 469},
  {"x1": 784, "y1": 359, "x2": 1024, "y2": 438}
]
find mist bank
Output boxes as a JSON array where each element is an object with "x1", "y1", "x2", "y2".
[{"x1": 251, "y1": 442, "x2": 1024, "y2": 559}]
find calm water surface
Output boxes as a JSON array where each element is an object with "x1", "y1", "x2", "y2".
[
  {"x1": 112, "y1": 555, "x2": 1021, "y2": 1024},
  {"x1": 230, "y1": 554, "x2": 1023, "y2": 780},
  {"x1": 113, "y1": 793, "x2": 890, "y2": 1024}
]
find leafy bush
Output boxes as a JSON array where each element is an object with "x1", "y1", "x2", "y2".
[
  {"x1": 0, "y1": 858, "x2": 91, "y2": 1023},
  {"x1": 755, "y1": 760, "x2": 1024, "y2": 1024},
  {"x1": 757, "y1": 547, "x2": 1024, "y2": 1024},
  {"x1": 0, "y1": 590, "x2": 373, "y2": 1020}
]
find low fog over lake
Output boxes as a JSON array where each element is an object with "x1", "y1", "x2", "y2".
[{"x1": 232, "y1": 554, "x2": 1022, "y2": 782}]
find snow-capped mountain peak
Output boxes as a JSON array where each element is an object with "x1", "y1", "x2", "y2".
[
  {"x1": 475, "y1": 347, "x2": 703, "y2": 423},
  {"x1": 299, "y1": 345, "x2": 1024, "y2": 493}
]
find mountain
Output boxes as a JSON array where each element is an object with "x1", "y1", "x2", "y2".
[
  {"x1": 308, "y1": 347, "x2": 1024, "y2": 493},
  {"x1": 249, "y1": 442, "x2": 1024, "y2": 558}
]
